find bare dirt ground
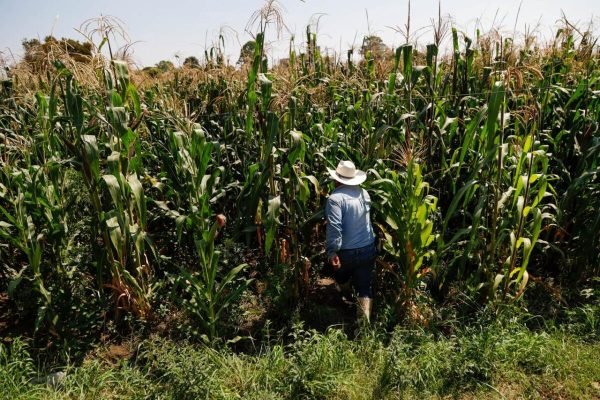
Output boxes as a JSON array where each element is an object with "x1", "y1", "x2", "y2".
[{"x1": 301, "y1": 277, "x2": 356, "y2": 333}]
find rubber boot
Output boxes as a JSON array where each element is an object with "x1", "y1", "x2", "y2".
[{"x1": 356, "y1": 297, "x2": 372, "y2": 325}]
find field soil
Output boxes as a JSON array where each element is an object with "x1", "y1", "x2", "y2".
[{"x1": 302, "y1": 277, "x2": 356, "y2": 332}]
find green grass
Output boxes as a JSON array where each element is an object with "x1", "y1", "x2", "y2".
[
  {"x1": 2, "y1": 319, "x2": 599, "y2": 400},
  {"x1": 0, "y1": 340, "x2": 158, "y2": 399}
]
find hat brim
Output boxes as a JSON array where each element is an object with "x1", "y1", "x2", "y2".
[{"x1": 328, "y1": 169, "x2": 367, "y2": 185}]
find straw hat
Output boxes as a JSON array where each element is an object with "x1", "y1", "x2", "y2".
[{"x1": 328, "y1": 160, "x2": 367, "y2": 185}]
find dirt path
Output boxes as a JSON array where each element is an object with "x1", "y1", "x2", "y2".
[{"x1": 301, "y1": 277, "x2": 356, "y2": 333}]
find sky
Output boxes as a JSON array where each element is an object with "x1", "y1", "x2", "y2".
[{"x1": 1, "y1": 0, "x2": 598, "y2": 68}]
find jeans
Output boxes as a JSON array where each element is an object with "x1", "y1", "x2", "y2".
[{"x1": 334, "y1": 243, "x2": 376, "y2": 298}]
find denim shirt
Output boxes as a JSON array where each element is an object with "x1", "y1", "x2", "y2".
[{"x1": 325, "y1": 185, "x2": 375, "y2": 258}]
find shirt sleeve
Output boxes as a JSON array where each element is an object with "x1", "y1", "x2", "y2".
[{"x1": 325, "y1": 197, "x2": 343, "y2": 258}]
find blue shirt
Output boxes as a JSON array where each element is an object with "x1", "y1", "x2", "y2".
[{"x1": 325, "y1": 185, "x2": 375, "y2": 258}]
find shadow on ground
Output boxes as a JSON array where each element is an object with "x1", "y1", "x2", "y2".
[{"x1": 301, "y1": 277, "x2": 356, "y2": 334}]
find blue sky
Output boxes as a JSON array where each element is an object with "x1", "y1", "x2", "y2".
[{"x1": 1, "y1": 0, "x2": 598, "y2": 67}]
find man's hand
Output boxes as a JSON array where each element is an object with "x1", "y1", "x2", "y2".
[
  {"x1": 216, "y1": 214, "x2": 227, "y2": 228},
  {"x1": 329, "y1": 254, "x2": 341, "y2": 270}
]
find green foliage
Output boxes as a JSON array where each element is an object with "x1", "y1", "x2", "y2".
[
  {"x1": 0, "y1": 11, "x2": 598, "y2": 350},
  {"x1": 0, "y1": 339, "x2": 37, "y2": 397},
  {"x1": 183, "y1": 56, "x2": 200, "y2": 69},
  {"x1": 4, "y1": 318, "x2": 600, "y2": 399},
  {"x1": 371, "y1": 160, "x2": 439, "y2": 306},
  {"x1": 0, "y1": 338, "x2": 158, "y2": 399},
  {"x1": 175, "y1": 223, "x2": 251, "y2": 342},
  {"x1": 360, "y1": 35, "x2": 388, "y2": 59},
  {"x1": 238, "y1": 40, "x2": 256, "y2": 65},
  {"x1": 155, "y1": 60, "x2": 174, "y2": 72}
]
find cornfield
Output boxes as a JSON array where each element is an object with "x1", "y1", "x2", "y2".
[{"x1": 0, "y1": 5, "x2": 599, "y2": 345}]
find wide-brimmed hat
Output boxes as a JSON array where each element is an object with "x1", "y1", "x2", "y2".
[{"x1": 328, "y1": 160, "x2": 367, "y2": 185}]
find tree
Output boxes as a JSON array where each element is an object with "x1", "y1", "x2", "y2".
[
  {"x1": 21, "y1": 36, "x2": 92, "y2": 69},
  {"x1": 183, "y1": 56, "x2": 200, "y2": 68},
  {"x1": 142, "y1": 66, "x2": 160, "y2": 78},
  {"x1": 155, "y1": 60, "x2": 174, "y2": 72},
  {"x1": 237, "y1": 40, "x2": 256, "y2": 65},
  {"x1": 360, "y1": 35, "x2": 388, "y2": 59}
]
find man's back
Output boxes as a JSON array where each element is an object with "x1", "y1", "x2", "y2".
[{"x1": 326, "y1": 185, "x2": 375, "y2": 256}]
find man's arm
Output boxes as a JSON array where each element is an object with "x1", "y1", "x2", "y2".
[{"x1": 326, "y1": 197, "x2": 343, "y2": 266}]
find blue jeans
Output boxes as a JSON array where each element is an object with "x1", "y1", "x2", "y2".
[{"x1": 334, "y1": 243, "x2": 376, "y2": 298}]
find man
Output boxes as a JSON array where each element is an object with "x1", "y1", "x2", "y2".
[{"x1": 326, "y1": 160, "x2": 376, "y2": 324}]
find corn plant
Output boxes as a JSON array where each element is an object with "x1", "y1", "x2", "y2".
[
  {"x1": 0, "y1": 168, "x2": 55, "y2": 331},
  {"x1": 0, "y1": 92, "x2": 71, "y2": 332},
  {"x1": 1, "y1": 7, "x2": 598, "y2": 342},
  {"x1": 167, "y1": 126, "x2": 224, "y2": 238},
  {"x1": 370, "y1": 159, "x2": 439, "y2": 308},
  {"x1": 176, "y1": 222, "x2": 250, "y2": 342}
]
